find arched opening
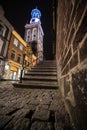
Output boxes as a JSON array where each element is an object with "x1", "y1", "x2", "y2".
[{"x1": 31, "y1": 41, "x2": 37, "y2": 56}]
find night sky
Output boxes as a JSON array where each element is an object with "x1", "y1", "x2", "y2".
[{"x1": 0, "y1": 0, "x2": 54, "y2": 60}]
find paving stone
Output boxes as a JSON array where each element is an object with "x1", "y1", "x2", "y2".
[
  {"x1": 29, "y1": 99, "x2": 40, "y2": 105},
  {"x1": 0, "y1": 115, "x2": 12, "y2": 129},
  {"x1": 12, "y1": 118, "x2": 30, "y2": 130},
  {"x1": 55, "y1": 123, "x2": 64, "y2": 130},
  {"x1": 49, "y1": 103, "x2": 59, "y2": 111},
  {"x1": 30, "y1": 121, "x2": 53, "y2": 130},
  {"x1": 24, "y1": 104, "x2": 37, "y2": 110},
  {"x1": 12, "y1": 108, "x2": 31, "y2": 119},
  {"x1": 32, "y1": 109, "x2": 50, "y2": 121},
  {"x1": 4, "y1": 109, "x2": 31, "y2": 129},
  {"x1": 36, "y1": 104, "x2": 49, "y2": 110},
  {"x1": 0, "y1": 106, "x2": 19, "y2": 115},
  {"x1": 4, "y1": 118, "x2": 30, "y2": 130}
]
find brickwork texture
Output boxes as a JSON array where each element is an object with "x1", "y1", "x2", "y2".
[{"x1": 56, "y1": 0, "x2": 87, "y2": 130}]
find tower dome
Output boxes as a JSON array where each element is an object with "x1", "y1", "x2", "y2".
[{"x1": 30, "y1": 8, "x2": 41, "y2": 24}]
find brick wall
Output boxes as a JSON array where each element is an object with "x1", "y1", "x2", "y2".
[{"x1": 56, "y1": 0, "x2": 87, "y2": 129}]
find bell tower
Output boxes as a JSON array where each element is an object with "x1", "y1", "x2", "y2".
[{"x1": 24, "y1": 7, "x2": 44, "y2": 63}]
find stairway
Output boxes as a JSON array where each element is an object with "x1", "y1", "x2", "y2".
[{"x1": 12, "y1": 60, "x2": 58, "y2": 89}]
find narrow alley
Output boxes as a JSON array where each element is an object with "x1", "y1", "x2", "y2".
[{"x1": 0, "y1": 0, "x2": 87, "y2": 130}]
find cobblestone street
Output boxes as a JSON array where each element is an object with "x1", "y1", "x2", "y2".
[{"x1": 0, "y1": 81, "x2": 72, "y2": 130}]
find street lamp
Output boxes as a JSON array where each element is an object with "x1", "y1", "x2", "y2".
[{"x1": 19, "y1": 54, "x2": 26, "y2": 83}]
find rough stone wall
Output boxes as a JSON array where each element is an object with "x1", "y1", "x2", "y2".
[{"x1": 56, "y1": 0, "x2": 87, "y2": 130}]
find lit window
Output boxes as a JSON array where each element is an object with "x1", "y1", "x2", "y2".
[
  {"x1": 19, "y1": 44, "x2": 23, "y2": 51},
  {"x1": 13, "y1": 38, "x2": 18, "y2": 47}
]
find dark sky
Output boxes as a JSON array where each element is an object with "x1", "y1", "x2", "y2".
[{"x1": 0, "y1": 0, "x2": 54, "y2": 59}]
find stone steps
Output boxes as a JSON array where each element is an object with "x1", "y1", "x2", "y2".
[
  {"x1": 28, "y1": 69, "x2": 56, "y2": 72},
  {"x1": 35, "y1": 64, "x2": 56, "y2": 67},
  {"x1": 25, "y1": 71, "x2": 57, "y2": 76},
  {"x1": 31, "y1": 67, "x2": 56, "y2": 70},
  {"x1": 23, "y1": 75, "x2": 57, "y2": 81},
  {"x1": 13, "y1": 80, "x2": 58, "y2": 89},
  {"x1": 13, "y1": 60, "x2": 58, "y2": 89}
]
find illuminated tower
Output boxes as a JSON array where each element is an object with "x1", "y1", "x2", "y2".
[{"x1": 24, "y1": 8, "x2": 44, "y2": 63}]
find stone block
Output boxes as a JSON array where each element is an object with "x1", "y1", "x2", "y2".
[
  {"x1": 30, "y1": 121, "x2": 53, "y2": 130},
  {"x1": 0, "y1": 115, "x2": 12, "y2": 129},
  {"x1": 73, "y1": 11, "x2": 87, "y2": 50},
  {"x1": 80, "y1": 39, "x2": 87, "y2": 61},
  {"x1": 32, "y1": 109, "x2": 50, "y2": 121},
  {"x1": 70, "y1": 52, "x2": 78, "y2": 69},
  {"x1": 71, "y1": 69, "x2": 87, "y2": 129}
]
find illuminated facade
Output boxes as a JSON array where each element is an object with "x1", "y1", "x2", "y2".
[
  {"x1": 24, "y1": 8, "x2": 44, "y2": 63},
  {"x1": 4, "y1": 30, "x2": 36, "y2": 80},
  {"x1": 4, "y1": 30, "x2": 27, "y2": 80}
]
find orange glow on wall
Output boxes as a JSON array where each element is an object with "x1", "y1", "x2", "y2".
[{"x1": 12, "y1": 30, "x2": 27, "y2": 47}]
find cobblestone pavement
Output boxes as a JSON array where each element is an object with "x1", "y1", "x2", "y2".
[{"x1": 0, "y1": 81, "x2": 72, "y2": 130}]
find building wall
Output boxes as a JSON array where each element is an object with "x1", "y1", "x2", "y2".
[
  {"x1": 56, "y1": 0, "x2": 87, "y2": 130},
  {"x1": 6, "y1": 30, "x2": 27, "y2": 80},
  {"x1": 0, "y1": 6, "x2": 14, "y2": 79},
  {"x1": 0, "y1": 6, "x2": 14, "y2": 56}
]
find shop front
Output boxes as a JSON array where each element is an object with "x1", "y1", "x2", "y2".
[
  {"x1": 10, "y1": 66, "x2": 17, "y2": 80},
  {"x1": 4, "y1": 60, "x2": 22, "y2": 80}
]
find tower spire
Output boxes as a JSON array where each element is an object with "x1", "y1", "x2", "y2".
[{"x1": 30, "y1": 7, "x2": 41, "y2": 24}]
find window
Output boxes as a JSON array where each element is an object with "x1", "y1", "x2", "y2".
[
  {"x1": 19, "y1": 44, "x2": 23, "y2": 51},
  {"x1": 27, "y1": 29, "x2": 31, "y2": 42},
  {"x1": 13, "y1": 38, "x2": 18, "y2": 47},
  {"x1": 11, "y1": 50, "x2": 16, "y2": 60},
  {"x1": 17, "y1": 54, "x2": 21, "y2": 63},
  {"x1": 32, "y1": 28, "x2": 37, "y2": 41}
]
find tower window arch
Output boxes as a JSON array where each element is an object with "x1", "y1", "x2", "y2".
[
  {"x1": 27, "y1": 29, "x2": 31, "y2": 42},
  {"x1": 32, "y1": 28, "x2": 37, "y2": 41}
]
